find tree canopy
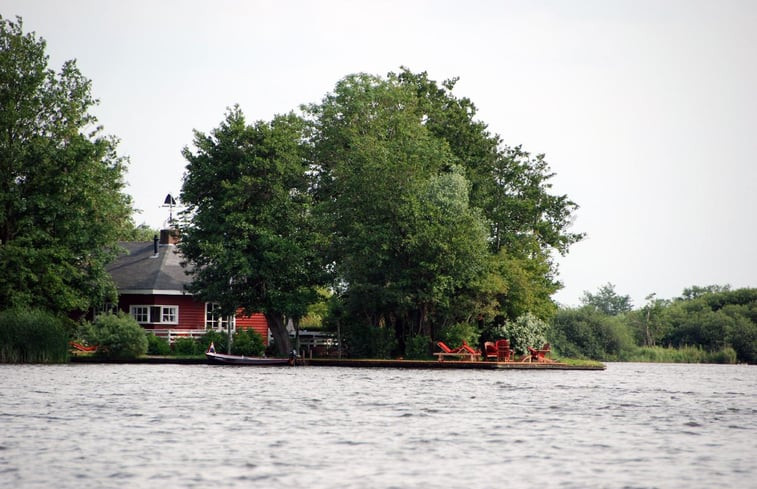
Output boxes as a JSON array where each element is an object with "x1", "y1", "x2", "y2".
[
  {"x1": 580, "y1": 283, "x2": 633, "y2": 316},
  {"x1": 180, "y1": 107, "x2": 322, "y2": 354},
  {"x1": 181, "y1": 69, "x2": 584, "y2": 357},
  {"x1": 552, "y1": 285, "x2": 757, "y2": 363},
  {"x1": 0, "y1": 16, "x2": 132, "y2": 315}
]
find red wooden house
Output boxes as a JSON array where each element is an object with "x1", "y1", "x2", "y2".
[{"x1": 106, "y1": 229, "x2": 269, "y2": 344}]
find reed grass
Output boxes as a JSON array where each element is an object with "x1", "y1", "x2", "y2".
[
  {"x1": 0, "y1": 308, "x2": 69, "y2": 363},
  {"x1": 620, "y1": 345, "x2": 738, "y2": 364}
]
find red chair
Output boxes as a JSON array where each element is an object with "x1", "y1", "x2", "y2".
[
  {"x1": 525, "y1": 343, "x2": 552, "y2": 362},
  {"x1": 434, "y1": 341, "x2": 480, "y2": 361},
  {"x1": 436, "y1": 341, "x2": 463, "y2": 354},
  {"x1": 484, "y1": 341, "x2": 498, "y2": 360},
  {"x1": 495, "y1": 339, "x2": 513, "y2": 362},
  {"x1": 460, "y1": 340, "x2": 482, "y2": 360}
]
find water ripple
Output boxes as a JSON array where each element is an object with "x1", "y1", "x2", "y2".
[{"x1": 0, "y1": 363, "x2": 755, "y2": 488}]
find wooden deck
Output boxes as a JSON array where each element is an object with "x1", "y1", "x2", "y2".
[{"x1": 302, "y1": 358, "x2": 605, "y2": 370}]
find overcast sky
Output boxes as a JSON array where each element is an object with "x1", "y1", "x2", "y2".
[{"x1": 5, "y1": 0, "x2": 756, "y2": 307}]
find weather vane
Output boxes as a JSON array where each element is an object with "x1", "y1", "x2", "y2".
[{"x1": 162, "y1": 193, "x2": 177, "y2": 224}]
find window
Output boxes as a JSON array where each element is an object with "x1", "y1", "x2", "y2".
[
  {"x1": 131, "y1": 306, "x2": 149, "y2": 323},
  {"x1": 205, "y1": 302, "x2": 235, "y2": 331},
  {"x1": 130, "y1": 305, "x2": 178, "y2": 325}
]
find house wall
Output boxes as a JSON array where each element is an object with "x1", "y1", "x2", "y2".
[
  {"x1": 117, "y1": 294, "x2": 269, "y2": 345},
  {"x1": 118, "y1": 294, "x2": 203, "y2": 329},
  {"x1": 236, "y1": 312, "x2": 269, "y2": 344}
]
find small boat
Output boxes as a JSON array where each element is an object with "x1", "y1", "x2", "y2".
[{"x1": 205, "y1": 342, "x2": 295, "y2": 366}]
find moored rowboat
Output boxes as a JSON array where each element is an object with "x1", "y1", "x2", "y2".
[{"x1": 205, "y1": 342, "x2": 294, "y2": 366}]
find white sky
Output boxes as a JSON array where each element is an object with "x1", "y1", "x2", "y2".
[{"x1": 4, "y1": 0, "x2": 756, "y2": 307}]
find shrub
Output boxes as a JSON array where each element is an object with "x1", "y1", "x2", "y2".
[
  {"x1": 200, "y1": 330, "x2": 228, "y2": 354},
  {"x1": 146, "y1": 334, "x2": 171, "y2": 355},
  {"x1": 508, "y1": 312, "x2": 548, "y2": 355},
  {"x1": 439, "y1": 322, "x2": 478, "y2": 349},
  {"x1": 0, "y1": 308, "x2": 69, "y2": 363},
  {"x1": 708, "y1": 347, "x2": 738, "y2": 364},
  {"x1": 87, "y1": 312, "x2": 148, "y2": 360},
  {"x1": 172, "y1": 337, "x2": 200, "y2": 355},
  {"x1": 341, "y1": 321, "x2": 396, "y2": 358},
  {"x1": 550, "y1": 307, "x2": 636, "y2": 360},
  {"x1": 231, "y1": 328, "x2": 265, "y2": 356},
  {"x1": 405, "y1": 334, "x2": 432, "y2": 359}
]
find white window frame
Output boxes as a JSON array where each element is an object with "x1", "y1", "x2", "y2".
[
  {"x1": 205, "y1": 302, "x2": 235, "y2": 331},
  {"x1": 129, "y1": 305, "x2": 179, "y2": 325}
]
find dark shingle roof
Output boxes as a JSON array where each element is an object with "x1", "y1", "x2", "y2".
[{"x1": 107, "y1": 242, "x2": 192, "y2": 294}]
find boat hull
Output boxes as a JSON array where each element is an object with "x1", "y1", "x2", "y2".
[{"x1": 205, "y1": 351, "x2": 292, "y2": 366}]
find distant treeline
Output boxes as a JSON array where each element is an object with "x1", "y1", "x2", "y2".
[{"x1": 550, "y1": 284, "x2": 756, "y2": 363}]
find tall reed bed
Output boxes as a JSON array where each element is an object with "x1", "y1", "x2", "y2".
[
  {"x1": 621, "y1": 345, "x2": 738, "y2": 364},
  {"x1": 0, "y1": 308, "x2": 69, "y2": 363}
]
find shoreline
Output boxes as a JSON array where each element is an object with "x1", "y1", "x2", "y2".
[{"x1": 69, "y1": 355, "x2": 605, "y2": 370}]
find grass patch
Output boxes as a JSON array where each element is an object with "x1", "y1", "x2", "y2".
[
  {"x1": 553, "y1": 357, "x2": 605, "y2": 368},
  {"x1": 0, "y1": 308, "x2": 69, "y2": 363}
]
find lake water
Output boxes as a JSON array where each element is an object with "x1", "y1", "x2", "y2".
[{"x1": 1, "y1": 363, "x2": 755, "y2": 488}]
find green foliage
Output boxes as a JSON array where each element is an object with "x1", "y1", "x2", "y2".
[
  {"x1": 488, "y1": 249, "x2": 559, "y2": 322},
  {"x1": 86, "y1": 313, "x2": 147, "y2": 360},
  {"x1": 580, "y1": 283, "x2": 633, "y2": 316},
  {"x1": 662, "y1": 287, "x2": 757, "y2": 363},
  {"x1": 199, "y1": 330, "x2": 228, "y2": 354},
  {"x1": 306, "y1": 69, "x2": 582, "y2": 349},
  {"x1": 181, "y1": 69, "x2": 583, "y2": 357},
  {"x1": 553, "y1": 286, "x2": 756, "y2": 363},
  {"x1": 0, "y1": 308, "x2": 68, "y2": 363},
  {"x1": 146, "y1": 333, "x2": 170, "y2": 355},
  {"x1": 231, "y1": 328, "x2": 266, "y2": 356},
  {"x1": 507, "y1": 312, "x2": 549, "y2": 355},
  {"x1": 404, "y1": 334, "x2": 432, "y2": 359},
  {"x1": 0, "y1": 17, "x2": 133, "y2": 315},
  {"x1": 121, "y1": 223, "x2": 158, "y2": 241},
  {"x1": 622, "y1": 345, "x2": 737, "y2": 364},
  {"x1": 551, "y1": 306, "x2": 635, "y2": 360},
  {"x1": 438, "y1": 322, "x2": 479, "y2": 349},
  {"x1": 341, "y1": 322, "x2": 397, "y2": 359},
  {"x1": 180, "y1": 107, "x2": 322, "y2": 355},
  {"x1": 172, "y1": 337, "x2": 199, "y2": 356}
]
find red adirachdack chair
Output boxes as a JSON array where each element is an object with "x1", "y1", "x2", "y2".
[
  {"x1": 495, "y1": 339, "x2": 513, "y2": 362},
  {"x1": 525, "y1": 343, "x2": 552, "y2": 362}
]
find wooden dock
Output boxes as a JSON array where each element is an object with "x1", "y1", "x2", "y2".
[{"x1": 302, "y1": 358, "x2": 605, "y2": 370}]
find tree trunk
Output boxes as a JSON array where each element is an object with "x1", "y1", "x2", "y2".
[{"x1": 265, "y1": 312, "x2": 292, "y2": 356}]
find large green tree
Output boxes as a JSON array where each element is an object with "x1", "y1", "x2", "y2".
[
  {"x1": 0, "y1": 16, "x2": 132, "y2": 314},
  {"x1": 180, "y1": 107, "x2": 321, "y2": 355},
  {"x1": 306, "y1": 74, "x2": 491, "y2": 350},
  {"x1": 396, "y1": 69, "x2": 583, "y2": 322}
]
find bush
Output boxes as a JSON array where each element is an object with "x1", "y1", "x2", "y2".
[
  {"x1": 0, "y1": 308, "x2": 69, "y2": 363},
  {"x1": 550, "y1": 307, "x2": 635, "y2": 360},
  {"x1": 341, "y1": 321, "x2": 396, "y2": 358},
  {"x1": 172, "y1": 337, "x2": 199, "y2": 355},
  {"x1": 200, "y1": 330, "x2": 228, "y2": 354},
  {"x1": 708, "y1": 347, "x2": 738, "y2": 364},
  {"x1": 87, "y1": 312, "x2": 148, "y2": 360},
  {"x1": 508, "y1": 312, "x2": 548, "y2": 355},
  {"x1": 439, "y1": 323, "x2": 478, "y2": 349},
  {"x1": 231, "y1": 328, "x2": 265, "y2": 356},
  {"x1": 405, "y1": 334, "x2": 432, "y2": 359},
  {"x1": 146, "y1": 334, "x2": 170, "y2": 355}
]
